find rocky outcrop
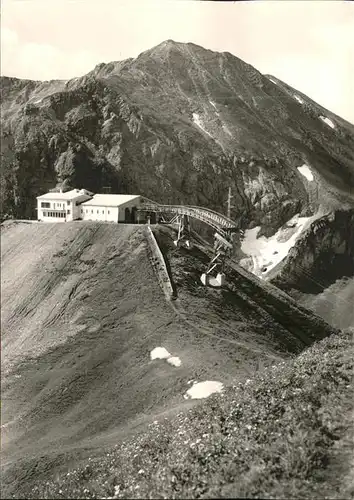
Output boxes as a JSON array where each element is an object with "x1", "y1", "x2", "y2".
[
  {"x1": 271, "y1": 209, "x2": 354, "y2": 292},
  {"x1": 1, "y1": 40, "x2": 354, "y2": 236}
]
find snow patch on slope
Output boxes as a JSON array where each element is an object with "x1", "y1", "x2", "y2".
[
  {"x1": 209, "y1": 100, "x2": 220, "y2": 116},
  {"x1": 240, "y1": 214, "x2": 315, "y2": 278},
  {"x1": 294, "y1": 95, "x2": 304, "y2": 104},
  {"x1": 297, "y1": 164, "x2": 314, "y2": 181},
  {"x1": 150, "y1": 347, "x2": 171, "y2": 360},
  {"x1": 167, "y1": 356, "x2": 182, "y2": 367},
  {"x1": 222, "y1": 124, "x2": 233, "y2": 137},
  {"x1": 193, "y1": 113, "x2": 213, "y2": 137},
  {"x1": 184, "y1": 381, "x2": 224, "y2": 400},
  {"x1": 150, "y1": 347, "x2": 182, "y2": 367},
  {"x1": 320, "y1": 116, "x2": 336, "y2": 129}
]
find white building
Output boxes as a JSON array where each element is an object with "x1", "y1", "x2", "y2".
[
  {"x1": 80, "y1": 194, "x2": 146, "y2": 223},
  {"x1": 37, "y1": 189, "x2": 93, "y2": 222}
]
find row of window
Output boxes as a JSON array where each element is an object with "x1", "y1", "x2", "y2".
[
  {"x1": 81, "y1": 208, "x2": 111, "y2": 214},
  {"x1": 41, "y1": 201, "x2": 70, "y2": 208},
  {"x1": 41, "y1": 208, "x2": 114, "y2": 218},
  {"x1": 43, "y1": 212, "x2": 66, "y2": 218}
]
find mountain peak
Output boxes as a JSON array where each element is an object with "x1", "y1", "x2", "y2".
[
  {"x1": 1, "y1": 39, "x2": 354, "y2": 229},
  {"x1": 146, "y1": 39, "x2": 210, "y2": 57},
  {"x1": 161, "y1": 39, "x2": 179, "y2": 46},
  {"x1": 147, "y1": 39, "x2": 181, "y2": 52}
]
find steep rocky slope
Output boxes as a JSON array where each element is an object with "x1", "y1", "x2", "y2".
[
  {"x1": 1, "y1": 221, "x2": 336, "y2": 498},
  {"x1": 271, "y1": 209, "x2": 354, "y2": 292},
  {"x1": 266, "y1": 209, "x2": 354, "y2": 329},
  {"x1": 1, "y1": 40, "x2": 354, "y2": 238}
]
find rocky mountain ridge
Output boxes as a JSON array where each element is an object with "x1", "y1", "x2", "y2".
[{"x1": 1, "y1": 40, "x2": 354, "y2": 238}]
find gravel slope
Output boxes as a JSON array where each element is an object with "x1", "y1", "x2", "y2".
[{"x1": 1, "y1": 221, "x2": 338, "y2": 497}]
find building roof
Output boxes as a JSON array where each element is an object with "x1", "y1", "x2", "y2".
[
  {"x1": 37, "y1": 189, "x2": 93, "y2": 200},
  {"x1": 81, "y1": 194, "x2": 141, "y2": 207}
]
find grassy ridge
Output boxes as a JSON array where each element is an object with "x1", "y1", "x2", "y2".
[{"x1": 26, "y1": 328, "x2": 353, "y2": 500}]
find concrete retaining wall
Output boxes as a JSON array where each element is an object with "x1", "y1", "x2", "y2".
[{"x1": 145, "y1": 226, "x2": 174, "y2": 301}]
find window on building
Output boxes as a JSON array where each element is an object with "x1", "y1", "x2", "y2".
[
  {"x1": 97, "y1": 209, "x2": 99, "y2": 214},
  {"x1": 47, "y1": 211, "x2": 65, "y2": 218},
  {"x1": 67, "y1": 201, "x2": 70, "y2": 205},
  {"x1": 108, "y1": 210, "x2": 110, "y2": 214},
  {"x1": 86, "y1": 209, "x2": 88, "y2": 214},
  {"x1": 41, "y1": 202, "x2": 50, "y2": 208},
  {"x1": 67, "y1": 210, "x2": 71, "y2": 214},
  {"x1": 91, "y1": 209, "x2": 93, "y2": 214}
]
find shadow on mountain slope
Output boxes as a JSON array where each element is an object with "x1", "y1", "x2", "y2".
[
  {"x1": 292, "y1": 277, "x2": 354, "y2": 331},
  {"x1": 1, "y1": 221, "x2": 337, "y2": 497}
]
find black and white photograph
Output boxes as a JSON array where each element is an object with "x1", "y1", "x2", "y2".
[{"x1": 1, "y1": 0, "x2": 353, "y2": 498}]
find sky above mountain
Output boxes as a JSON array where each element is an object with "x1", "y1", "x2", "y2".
[{"x1": 1, "y1": 0, "x2": 353, "y2": 124}]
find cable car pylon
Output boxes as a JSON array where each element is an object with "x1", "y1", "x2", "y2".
[
  {"x1": 173, "y1": 214, "x2": 191, "y2": 249},
  {"x1": 137, "y1": 196, "x2": 240, "y2": 286},
  {"x1": 200, "y1": 231, "x2": 234, "y2": 287}
]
